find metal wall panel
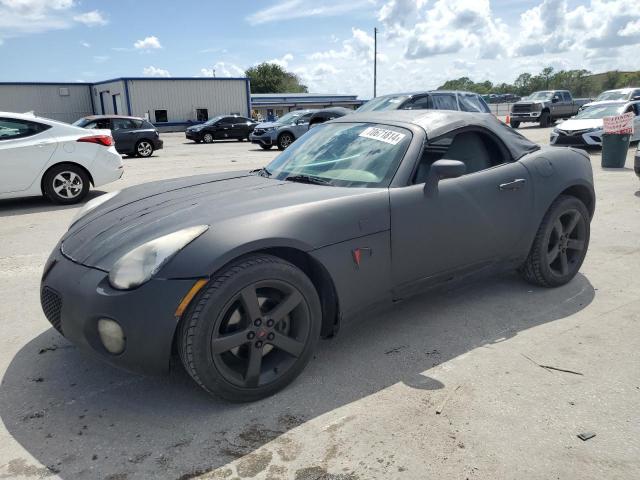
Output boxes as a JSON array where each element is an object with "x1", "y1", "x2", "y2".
[
  {"x1": 0, "y1": 84, "x2": 93, "y2": 123},
  {"x1": 126, "y1": 79, "x2": 249, "y2": 124},
  {"x1": 91, "y1": 80, "x2": 126, "y2": 115}
]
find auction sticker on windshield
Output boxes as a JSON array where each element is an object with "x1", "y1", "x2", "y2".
[{"x1": 359, "y1": 126, "x2": 406, "y2": 145}]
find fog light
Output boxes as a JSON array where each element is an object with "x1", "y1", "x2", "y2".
[{"x1": 97, "y1": 318, "x2": 126, "y2": 354}]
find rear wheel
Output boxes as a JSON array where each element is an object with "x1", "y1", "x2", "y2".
[
  {"x1": 136, "y1": 140, "x2": 154, "y2": 157},
  {"x1": 277, "y1": 133, "x2": 294, "y2": 150},
  {"x1": 519, "y1": 195, "x2": 590, "y2": 287},
  {"x1": 43, "y1": 164, "x2": 90, "y2": 204},
  {"x1": 178, "y1": 254, "x2": 321, "y2": 402}
]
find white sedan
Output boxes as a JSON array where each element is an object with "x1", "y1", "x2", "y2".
[
  {"x1": 0, "y1": 112, "x2": 123, "y2": 204},
  {"x1": 550, "y1": 101, "x2": 640, "y2": 148}
]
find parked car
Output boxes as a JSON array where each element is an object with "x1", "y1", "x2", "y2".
[
  {"x1": 0, "y1": 112, "x2": 122, "y2": 204},
  {"x1": 41, "y1": 110, "x2": 594, "y2": 401},
  {"x1": 357, "y1": 91, "x2": 491, "y2": 113},
  {"x1": 74, "y1": 115, "x2": 162, "y2": 158},
  {"x1": 249, "y1": 109, "x2": 316, "y2": 150},
  {"x1": 550, "y1": 101, "x2": 640, "y2": 147},
  {"x1": 308, "y1": 107, "x2": 353, "y2": 129},
  {"x1": 582, "y1": 88, "x2": 640, "y2": 110},
  {"x1": 510, "y1": 90, "x2": 592, "y2": 128},
  {"x1": 635, "y1": 144, "x2": 640, "y2": 180},
  {"x1": 185, "y1": 115, "x2": 257, "y2": 144}
]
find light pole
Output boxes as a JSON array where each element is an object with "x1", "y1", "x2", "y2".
[{"x1": 373, "y1": 27, "x2": 378, "y2": 98}]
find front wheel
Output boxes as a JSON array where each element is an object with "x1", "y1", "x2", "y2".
[
  {"x1": 260, "y1": 144, "x2": 273, "y2": 150},
  {"x1": 202, "y1": 133, "x2": 214, "y2": 144},
  {"x1": 509, "y1": 120, "x2": 520, "y2": 128},
  {"x1": 277, "y1": 133, "x2": 294, "y2": 150},
  {"x1": 136, "y1": 140, "x2": 154, "y2": 157},
  {"x1": 519, "y1": 195, "x2": 590, "y2": 287},
  {"x1": 539, "y1": 112, "x2": 550, "y2": 128},
  {"x1": 43, "y1": 164, "x2": 90, "y2": 204},
  {"x1": 178, "y1": 254, "x2": 322, "y2": 402}
]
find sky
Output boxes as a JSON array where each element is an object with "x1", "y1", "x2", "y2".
[{"x1": 1, "y1": 0, "x2": 639, "y2": 99}]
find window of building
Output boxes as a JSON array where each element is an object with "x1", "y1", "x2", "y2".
[
  {"x1": 0, "y1": 118, "x2": 51, "y2": 141},
  {"x1": 196, "y1": 109, "x2": 208, "y2": 122},
  {"x1": 155, "y1": 110, "x2": 168, "y2": 123}
]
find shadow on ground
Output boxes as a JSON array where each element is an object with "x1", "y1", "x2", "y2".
[
  {"x1": 0, "y1": 272, "x2": 594, "y2": 479},
  {"x1": 0, "y1": 190, "x2": 106, "y2": 218}
]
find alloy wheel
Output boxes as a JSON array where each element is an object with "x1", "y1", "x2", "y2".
[
  {"x1": 52, "y1": 171, "x2": 83, "y2": 199},
  {"x1": 137, "y1": 141, "x2": 153, "y2": 156},
  {"x1": 210, "y1": 280, "x2": 310, "y2": 388},
  {"x1": 279, "y1": 134, "x2": 293, "y2": 149},
  {"x1": 547, "y1": 209, "x2": 586, "y2": 277}
]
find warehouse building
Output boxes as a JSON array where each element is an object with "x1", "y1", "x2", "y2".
[
  {"x1": 0, "y1": 77, "x2": 251, "y2": 130},
  {"x1": 251, "y1": 93, "x2": 364, "y2": 121}
]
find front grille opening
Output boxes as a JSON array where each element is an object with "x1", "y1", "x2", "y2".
[{"x1": 41, "y1": 287, "x2": 63, "y2": 335}]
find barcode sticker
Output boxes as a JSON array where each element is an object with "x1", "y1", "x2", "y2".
[{"x1": 358, "y1": 127, "x2": 406, "y2": 145}]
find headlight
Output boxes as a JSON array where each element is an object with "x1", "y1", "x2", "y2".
[
  {"x1": 70, "y1": 190, "x2": 120, "y2": 227},
  {"x1": 109, "y1": 225, "x2": 209, "y2": 290},
  {"x1": 533, "y1": 103, "x2": 543, "y2": 110}
]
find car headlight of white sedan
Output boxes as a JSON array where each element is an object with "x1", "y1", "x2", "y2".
[{"x1": 109, "y1": 225, "x2": 209, "y2": 290}]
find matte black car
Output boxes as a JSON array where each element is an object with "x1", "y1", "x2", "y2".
[
  {"x1": 357, "y1": 90, "x2": 491, "y2": 114},
  {"x1": 41, "y1": 111, "x2": 595, "y2": 402},
  {"x1": 73, "y1": 115, "x2": 163, "y2": 157},
  {"x1": 185, "y1": 115, "x2": 257, "y2": 143}
]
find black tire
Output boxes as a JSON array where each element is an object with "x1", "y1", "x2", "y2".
[
  {"x1": 237, "y1": 137, "x2": 244, "y2": 142},
  {"x1": 519, "y1": 195, "x2": 590, "y2": 288},
  {"x1": 509, "y1": 120, "x2": 520, "y2": 128},
  {"x1": 277, "y1": 133, "x2": 294, "y2": 150},
  {"x1": 43, "y1": 163, "x2": 90, "y2": 205},
  {"x1": 260, "y1": 144, "x2": 273, "y2": 150},
  {"x1": 202, "y1": 133, "x2": 214, "y2": 144},
  {"x1": 178, "y1": 254, "x2": 322, "y2": 402},
  {"x1": 135, "y1": 139, "x2": 154, "y2": 157},
  {"x1": 539, "y1": 111, "x2": 550, "y2": 128}
]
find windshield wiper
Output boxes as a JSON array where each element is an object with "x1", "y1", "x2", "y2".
[
  {"x1": 284, "y1": 174, "x2": 331, "y2": 185},
  {"x1": 250, "y1": 167, "x2": 272, "y2": 177}
]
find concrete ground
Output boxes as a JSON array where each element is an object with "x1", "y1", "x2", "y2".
[{"x1": 0, "y1": 127, "x2": 639, "y2": 480}]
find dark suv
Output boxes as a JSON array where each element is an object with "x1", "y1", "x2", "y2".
[{"x1": 73, "y1": 115, "x2": 163, "y2": 157}]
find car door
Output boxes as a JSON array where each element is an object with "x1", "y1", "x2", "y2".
[
  {"x1": 214, "y1": 117, "x2": 235, "y2": 139},
  {"x1": 235, "y1": 117, "x2": 255, "y2": 138},
  {"x1": 0, "y1": 117, "x2": 57, "y2": 193},
  {"x1": 110, "y1": 118, "x2": 137, "y2": 153},
  {"x1": 290, "y1": 113, "x2": 313, "y2": 138},
  {"x1": 389, "y1": 129, "x2": 533, "y2": 295}
]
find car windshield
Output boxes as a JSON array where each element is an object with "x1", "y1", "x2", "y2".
[
  {"x1": 526, "y1": 91, "x2": 554, "y2": 101},
  {"x1": 356, "y1": 95, "x2": 411, "y2": 112},
  {"x1": 595, "y1": 91, "x2": 628, "y2": 101},
  {"x1": 264, "y1": 122, "x2": 411, "y2": 187},
  {"x1": 276, "y1": 111, "x2": 306, "y2": 124},
  {"x1": 574, "y1": 104, "x2": 626, "y2": 119},
  {"x1": 204, "y1": 115, "x2": 224, "y2": 125}
]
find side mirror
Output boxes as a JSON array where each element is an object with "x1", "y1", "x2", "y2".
[
  {"x1": 424, "y1": 160, "x2": 466, "y2": 195},
  {"x1": 551, "y1": 96, "x2": 560, "y2": 103},
  {"x1": 632, "y1": 95, "x2": 640, "y2": 101}
]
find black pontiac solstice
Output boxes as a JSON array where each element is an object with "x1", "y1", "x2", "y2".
[{"x1": 41, "y1": 111, "x2": 595, "y2": 401}]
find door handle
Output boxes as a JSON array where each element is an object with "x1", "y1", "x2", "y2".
[{"x1": 499, "y1": 178, "x2": 526, "y2": 191}]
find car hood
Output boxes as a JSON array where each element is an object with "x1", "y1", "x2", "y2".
[
  {"x1": 255, "y1": 121, "x2": 285, "y2": 129},
  {"x1": 61, "y1": 171, "x2": 381, "y2": 271},
  {"x1": 556, "y1": 118, "x2": 603, "y2": 131},
  {"x1": 581, "y1": 100, "x2": 625, "y2": 109}
]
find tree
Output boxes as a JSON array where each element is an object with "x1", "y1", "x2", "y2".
[{"x1": 245, "y1": 63, "x2": 308, "y2": 94}]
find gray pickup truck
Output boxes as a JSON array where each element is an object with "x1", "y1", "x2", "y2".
[{"x1": 509, "y1": 90, "x2": 591, "y2": 128}]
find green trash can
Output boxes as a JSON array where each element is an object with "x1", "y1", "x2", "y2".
[{"x1": 601, "y1": 133, "x2": 630, "y2": 168}]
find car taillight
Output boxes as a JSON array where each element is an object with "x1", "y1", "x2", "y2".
[{"x1": 77, "y1": 135, "x2": 114, "y2": 147}]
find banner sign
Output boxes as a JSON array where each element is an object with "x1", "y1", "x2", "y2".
[{"x1": 603, "y1": 112, "x2": 634, "y2": 134}]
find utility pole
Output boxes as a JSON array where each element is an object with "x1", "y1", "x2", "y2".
[{"x1": 373, "y1": 27, "x2": 378, "y2": 98}]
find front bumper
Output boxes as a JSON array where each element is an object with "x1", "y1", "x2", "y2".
[
  {"x1": 40, "y1": 247, "x2": 200, "y2": 375},
  {"x1": 185, "y1": 130, "x2": 202, "y2": 141},
  {"x1": 550, "y1": 130, "x2": 603, "y2": 147},
  {"x1": 510, "y1": 111, "x2": 542, "y2": 121},
  {"x1": 250, "y1": 131, "x2": 276, "y2": 146},
  {"x1": 153, "y1": 138, "x2": 164, "y2": 150}
]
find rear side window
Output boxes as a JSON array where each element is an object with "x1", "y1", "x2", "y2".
[
  {"x1": 430, "y1": 93, "x2": 458, "y2": 111},
  {"x1": 112, "y1": 119, "x2": 136, "y2": 130},
  {"x1": 0, "y1": 117, "x2": 51, "y2": 140},
  {"x1": 562, "y1": 92, "x2": 571, "y2": 102},
  {"x1": 459, "y1": 94, "x2": 489, "y2": 113},
  {"x1": 402, "y1": 95, "x2": 431, "y2": 110},
  {"x1": 84, "y1": 119, "x2": 111, "y2": 129}
]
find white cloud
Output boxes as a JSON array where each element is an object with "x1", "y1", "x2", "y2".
[
  {"x1": 0, "y1": 0, "x2": 74, "y2": 41},
  {"x1": 92, "y1": 55, "x2": 109, "y2": 63},
  {"x1": 266, "y1": 53, "x2": 294, "y2": 68},
  {"x1": 73, "y1": 10, "x2": 107, "y2": 26},
  {"x1": 200, "y1": 62, "x2": 245, "y2": 78},
  {"x1": 143, "y1": 65, "x2": 170, "y2": 77},
  {"x1": 134, "y1": 36, "x2": 162, "y2": 50},
  {"x1": 80, "y1": 40, "x2": 90, "y2": 47},
  {"x1": 310, "y1": 28, "x2": 375, "y2": 62},
  {"x1": 247, "y1": 0, "x2": 372, "y2": 25}
]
